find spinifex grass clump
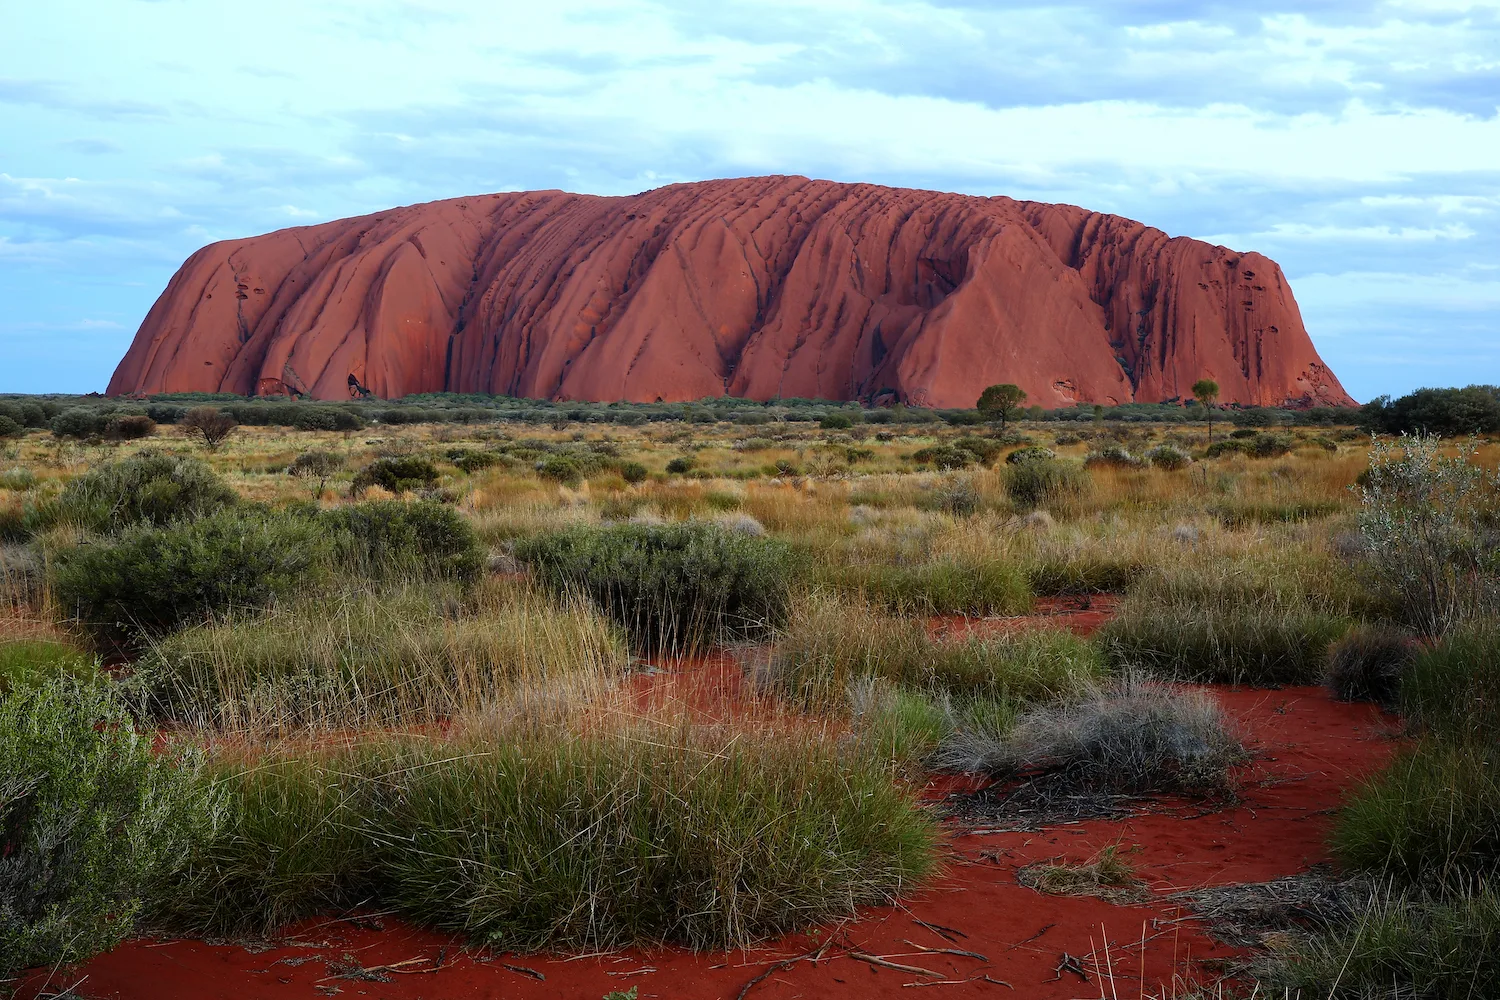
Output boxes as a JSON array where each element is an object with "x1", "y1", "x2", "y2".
[
  {"x1": 139, "y1": 584, "x2": 627, "y2": 730},
  {"x1": 517, "y1": 521, "x2": 793, "y2": 652},
  {"x1": 822, "y1": 555, "x2": 1032, "y2": 615},
  {"x1": 1400, "y1": 625, "x2": 1500, "y2": 742},
  {"x1": 1333, "y1": 740, "x2": 1500, "y2": 889},
  {"x1": 1259, "y1": 884, "x2": 1500, "y2": 999},
  {"x1": 1324, "y1": 623, "x2": 1414, "y2": 708},
  {"x1": 1099, "y1": 558, "x2": 1362, "y2": 685},
  {"x1": 936, "y1": 677, "x2": 1245, "y2": 796},
  {"x1": 1002, "y1": 457, "x2": 1088, "y2": 512},
  {"x1": 164, "y1": 720, "x2": 936, "y2": 950},
  {"x1": 768, "y1": 594, "x2": 1104, "y2": 708},
  {"x1": 0, "y1": 679, "x2": 217, "y2": 978},
  {"x1": 1100, "y1": 599, "x2": 1352, "y2": 685}
]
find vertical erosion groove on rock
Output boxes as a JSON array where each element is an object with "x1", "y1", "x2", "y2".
[{"x1": 107, "y1": 176, "x2": 1353, "y2": 408}]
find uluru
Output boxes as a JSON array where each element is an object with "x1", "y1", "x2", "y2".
[{"x1": 107, "y1": 176, "x2": 1353, "y2": 409}]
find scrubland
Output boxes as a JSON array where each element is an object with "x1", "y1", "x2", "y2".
[{"x1": 0, "y1": 404, "x2": 1497, "y2": 998}]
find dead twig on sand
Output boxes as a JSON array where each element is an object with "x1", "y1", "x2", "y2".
[
  {"x1": 911, "y1": 917, "x2": 969, "y2": 941},
  {"x1": 902, "y1": 973, "x2": 1014, "y2": 989},
  {"x1": 849, "y1": 951, "x2": 944, "y2": 978},
  {"x1": 498, "y1": 962, "x2": 545, "y2": 981},
  {"x1": 899, "y1": 939, "x2": 990, "y2": 962}
]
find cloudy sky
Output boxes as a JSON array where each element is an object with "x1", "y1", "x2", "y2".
[{"x1": 3, "y1": 0, "x2": 1498, "y2": 400}]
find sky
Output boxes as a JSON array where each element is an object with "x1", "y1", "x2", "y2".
[{"x1": 3, "y1": 1, "x2": 1499, "y2": 401}]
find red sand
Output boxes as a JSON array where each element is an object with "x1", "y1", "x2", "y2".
[
  {"x1": 929, "y1": 595, "x2": 1124, "y2": 642},
  {"x1": 22, "y1": 604, "x2": 1400, "y2": 1000}
]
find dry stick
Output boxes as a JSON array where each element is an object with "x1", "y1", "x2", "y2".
[
  {"x1": 732, "y1": 946, "x2": 823, "y2": 1000},
  {"x1": 849, "y1": 952, "x2": 945, "y2": 978},
  {"x1": 899, "y1": 939, "x2": 990, "y2": 963},
  {"x1": 911, "y1": 917, "x2": 969, "y2": 941},
  {"x1": 498, "y1": 962, "x2": 546, "y2": 981}
]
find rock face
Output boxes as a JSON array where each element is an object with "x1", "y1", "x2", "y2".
[{"x1": 108, "y1": 176, "x2": 1353, "y2": 408}]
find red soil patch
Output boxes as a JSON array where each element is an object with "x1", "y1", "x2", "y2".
[
  {"x1": 929, "y1": 594, "x2": 1123, "y2": 642},
  {"x1": 22, "y1": 685, "x2": 1398, "y2": 1000}
]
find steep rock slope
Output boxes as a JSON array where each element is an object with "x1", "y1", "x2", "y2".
[{"x1": 108, "y1": 176, "x2": 1353, "y2": 408}]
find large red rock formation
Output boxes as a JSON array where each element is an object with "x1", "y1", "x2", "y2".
[{"x1": 108, "y1": 177, "x2": 1353, "y2": 408}]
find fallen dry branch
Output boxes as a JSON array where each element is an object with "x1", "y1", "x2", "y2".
[
  {"x1": 899, "y1": 939, "x2": 990, "y2": 962},
  {"x1": 910, "y1": 917, "x2": 969, "y2": 941},
  {"x1": 849, "y1": 951, "x2": 945, "y2": 978}
]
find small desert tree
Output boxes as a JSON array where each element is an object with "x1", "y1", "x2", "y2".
[
  {"x1": 977, "y1": 384, "x2": 1027, "y2": 433},
  {"x1": 1191, "y1": 379, "x2": 1220, "y2": 444},
  {"x1": 287, "y1": 450, "x2": 344, "y2": 499},
  {"x1": 180, "y1": 406, "x2": 237, "y2": 452},
  {"x1": 1356, "y1": 433, "x2": 1500, "y2": 635}
]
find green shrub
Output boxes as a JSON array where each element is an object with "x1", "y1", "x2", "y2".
[
  {"x1": 1145, "y1": 444, "x2": 1190, "y2": 470},
  {"x1": 52, "y1": 508, "x2": 329, "y2": 644},
  {"x1": 55, "y1": 454, "x2": 237, "y2": 534},
  {"x1": 537, "y1": 454, "x2": 583, "y2": 486},
  {"x1": 1005, "y1": 445, "x2": 1055, "y2": 465},
  {"x1": 104, "y1": 413, "x2": 157, "y2": 441},
  {"x1": 1259, "y1": 885, "x2": 1500, "y2": 999},
  {"x1": 819, "y1": 412, "x2": 854, "y2": 430},
  {"x1": 516, "y1": 522, "x2": 793, "y2": 652},
  {"x1": 1401, "y1": 626, "x2": 1500, "y2": 743},
  {"x1": 352, "y1": 456, "x2": 439, "y2": 494},
  {"x1": 951, "y1": 436, "x2": 1001, "y2": 466},
  {"x1": 319, "y1": 500, "x2": 484, "y2": 582},
  {"x1": 620, "y1": 462, "x2": 649, "y2": 484},
  {"x1": 50, "y1": 407, "x2": 106, "y2": 439},
  {"x1": 286, "y1": 450, "x2": 343, "y2": 496},
  {"x1": 165, "y1": 724, "x2": 935, "y2": 950},
  {"x1": 1003, "y1": 458, "x2": 1088, "y2": 511},
  {"x1": 910, "y1": 444, "x2": 973, "y2": 470},
  {"x1": 1083, "y1": 444, "x2": 1140, "y2": 468},
  {"x1": 664, "y1": 456, "x2": 695, "y2": 476},
  {"x1": 0, "y1": 679, "x2": 217, "y2": 978},
  {"x1": 1356, "y1": 434, "x2": 1500, "y2": 635},
  {"x1": 449, "y1": 449, "x2": 501, "y2": 474},
  {"x1": 1100, "y1": 600, "x2": 1353, "y2": 685},
  {"x1": 1334, "y1": 740, "x2": 1500, "y2": 889},
  {"x1": 0, "y1": 415, "x2": 23, "y2": 439}
]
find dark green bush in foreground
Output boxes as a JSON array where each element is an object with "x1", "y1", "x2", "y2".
[
  {"x1": 52, "y1": 508, "x2": 329, "y2": 643},
  {"x1": 54, "y1": 453, "x2": 237, "y2": 534},
  {"x1": 0, "y1": 680, "x2": 216, "y2": 978},
  {"x1": 517, "y1": 522, "x2": 792, "y2": 651},
  {"x1": 1099, "y1": 600, "x2": 1352, "y2": 685},
  {"x1": 163, "y1": 727, "x2": 934, "y2": 950}
]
